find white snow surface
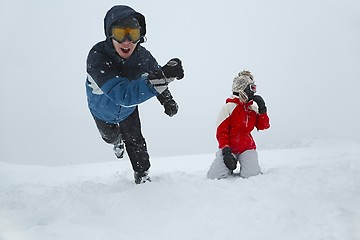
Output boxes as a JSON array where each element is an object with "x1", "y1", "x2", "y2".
[{"x1": 1, "y1": 139, "x2": 360, "y2": 240}]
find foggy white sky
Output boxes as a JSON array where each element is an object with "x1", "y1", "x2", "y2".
[{"x1": 1, "y1": 0, "x2": 359, "y2": 165}]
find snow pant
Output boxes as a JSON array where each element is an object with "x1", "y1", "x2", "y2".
[
  {"x1": 93, "y1": 107, "x2": 150, "y2": 173},
  {"x1": 207, "y1": 149, "x2": 261, "y2": 179}
]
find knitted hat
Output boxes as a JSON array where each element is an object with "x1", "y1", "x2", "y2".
[{"x1": 232, "y1": 70, "x2": 254, "y2": 101}]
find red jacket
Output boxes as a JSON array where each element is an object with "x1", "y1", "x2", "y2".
[{"x1": 216, "y1": 97, "x2": 270, "y2": 154}]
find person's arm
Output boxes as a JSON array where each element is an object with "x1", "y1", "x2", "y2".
[
  {"x1": 216, "y1": 104, "x2": 233, "y2": 149},
  {"x1": 145, "y1": 50, "x2": 182, "y2": 117},
  {"x1": 216, "y1": 103, "x2": 238, "y2": 170},
  {"x1": 252, "y1": 95, "x2": 270, "y2": 130}
]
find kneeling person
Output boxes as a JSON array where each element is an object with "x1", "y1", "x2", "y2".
[{"x1": 207, "y1": 70, "x2": 270, "y2": 179}]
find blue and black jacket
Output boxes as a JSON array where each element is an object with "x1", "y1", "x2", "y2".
[{"x1": 86, "y1": 5, "x2": 173, "y2": 123}]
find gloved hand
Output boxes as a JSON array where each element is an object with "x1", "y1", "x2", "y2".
[
  {"x1": 163, "y1": 99, "x2": 178, "y2": 117},
  {"x1": 252, "y1": 95, "x2": 267, "y2": 114},
  {"x1": 222, "y1": 147, "x2": 237, "y2": 170},
  {"x1": 161, "y1": 58, "x2": 184, "y2": 80},
  {"x1": 147, "y1": 58, "x2": 184, "y2": 93}
]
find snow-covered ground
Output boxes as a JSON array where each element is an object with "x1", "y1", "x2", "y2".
[{"x1": 1, "y1": 139, "x2": 359, "y2": 240}]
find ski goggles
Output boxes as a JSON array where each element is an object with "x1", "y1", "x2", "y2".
[
  {"x1": 111, "y1": 26, "x2": 141, "y2": 43},
  {"x1": 249, "y1": 84, "x2": 257, "y2": 93}
]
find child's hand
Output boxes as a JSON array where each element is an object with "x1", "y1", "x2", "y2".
[
  {"x1": 161, "y1": 58, "x2": 184, "y2": 80},
  {"x1": 163, "y1": 99, "x2": 178, "y2": 117},
  {"x1": 253, "y1": 95, "x2": 267, "y2": 114},
  {"x1": 222, "y1": 147, "x2": 237, "y2": 170}
]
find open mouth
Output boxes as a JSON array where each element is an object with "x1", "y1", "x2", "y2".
[{"x1": 120, "y1": 48, "x2": 131, "y2": 53}]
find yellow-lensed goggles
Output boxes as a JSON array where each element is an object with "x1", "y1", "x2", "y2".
[{"x1": 111, "y1": 26, "x2": 141, "y2": 43}]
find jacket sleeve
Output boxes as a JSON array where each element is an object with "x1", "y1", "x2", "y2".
[
  {"x1": 86, "y1": 48, "x2": 158, "y2": 107},
  {"x1": 101, "y1": 76, "x2": 158, "y2": 107},
  {"x1": 156, "y1": 89, "x2": 174, "y2": 105},
  {"x1": 216, "y1": 104, "x2": 234, "y2": 149},
  {"x1": 256, "y1": 113, "x2": 270, "y2": 130},
  {"x1": 144, "y1": 53, "x2": 176, "y2": 105}
]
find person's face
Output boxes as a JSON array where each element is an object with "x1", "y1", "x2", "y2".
[
  {"x1": 244, "y1": 83, "x2": 257, "y2": 101},
  {"x1": 112, "y1": 38, "x2": 137, "y2": 59}
]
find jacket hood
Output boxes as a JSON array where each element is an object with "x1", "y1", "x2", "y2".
[{"x1": 104, "y1": 5, "x2": 146, "y2": 38}]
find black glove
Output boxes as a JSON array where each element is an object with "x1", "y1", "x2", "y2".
[
  {"x1": 252, "y1": 95, "x2": 267, "y2": 114},
  {"x1": 222, "y1": 147, "x2": 237, "y2": 170},
  {"x1": 147, "y1": 58, "x2": 184, "y2": 94},
  {"x1": 163, "y1": 99, "x2": 178, "y2": 117},
  {"x1": 157, "y1": 89, "x2": 178, "y2": 117},
  {"x1": 161, "y1": 58, "x2": 184, "y2": 80}
]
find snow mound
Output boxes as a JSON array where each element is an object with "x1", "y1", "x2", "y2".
[{"x1": 1, "y1": 140, "x2": 360, "y2": 240}]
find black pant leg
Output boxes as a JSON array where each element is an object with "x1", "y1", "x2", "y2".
[
  {"x1": 119, "y1": 107, "x2": 150, "y2": 172},
  {"x1": 93, "y1": 117, "x2": 121, "y2": 145}
]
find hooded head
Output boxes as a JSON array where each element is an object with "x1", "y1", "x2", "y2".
[
  {"x1": 104, "y1": 5, "x2": 146, "y2": 43},
  {"x1": 232, "y1": 70, "x2": 255, "y2": 102}
]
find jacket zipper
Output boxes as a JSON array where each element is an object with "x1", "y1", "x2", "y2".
[{"x1": 244, "y1": 104, "x2": 248, "y2": 128}]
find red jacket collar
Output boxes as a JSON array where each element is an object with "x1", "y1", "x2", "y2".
[{"x1": 226, "y1": 97, "x2": 253, "y2": 107}]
